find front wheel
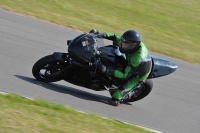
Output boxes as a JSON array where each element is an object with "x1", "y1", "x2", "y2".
[
  {"x1": 128, "y1": 79, "x2": 153, "y2": 102},
  {"x1": 32, "y1": 55, "x2": 66, "y2": 82}
]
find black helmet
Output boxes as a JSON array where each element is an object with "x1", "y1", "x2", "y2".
[{"x1": 119, "y1": 30, "x2": 141, "y2": 53}]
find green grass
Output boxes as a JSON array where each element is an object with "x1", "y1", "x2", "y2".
[
  {"x1": 0, "y1": 94, "x2": 154, "y2": 133},
  {"x1": 0, "y1": 0, "x2": 199, "y2": 64}
]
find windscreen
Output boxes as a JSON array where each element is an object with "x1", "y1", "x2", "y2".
[{"x1": 81, "y1": 35, "x2": 99, "y2": 55}]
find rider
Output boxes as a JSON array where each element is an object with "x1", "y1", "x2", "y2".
[{"x1": 91, "y1": 29, "x2": 152, "y2": 106}]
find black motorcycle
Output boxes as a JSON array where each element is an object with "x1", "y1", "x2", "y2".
[{"x1": 32, "y1": 33, "x2": 177, "y2": 103}]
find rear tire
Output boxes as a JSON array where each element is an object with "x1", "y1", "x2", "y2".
[
  {"x1": 32, "y1": 55, "x2": 64, "y2": 82},
  {"x1": 128, "y1": 79, "x2": 153, "y2": 102}
]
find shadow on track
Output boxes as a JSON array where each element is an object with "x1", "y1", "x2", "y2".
[{"x1": 14, "y1": 75, "x2": 119, "y2": 106}]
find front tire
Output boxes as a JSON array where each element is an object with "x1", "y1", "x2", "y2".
[{"x1": 32, "y1": 55, "x2": 64, "y2": 82}]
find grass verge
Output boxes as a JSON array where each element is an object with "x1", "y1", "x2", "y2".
[
  {"x1": 0, "y1": 0, "x2": 199, "y2": 64},
  {"x1": 0, "y1": 94, "x2": 154, "y2": 133}
]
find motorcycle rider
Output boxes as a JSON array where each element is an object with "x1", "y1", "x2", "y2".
[{"x1": 90, "y1": 29, "x2": 152, "y2": 106}]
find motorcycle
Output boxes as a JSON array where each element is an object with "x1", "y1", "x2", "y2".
[{"x1": 32, "y1": 32, "x2": 177, "y2": 104}]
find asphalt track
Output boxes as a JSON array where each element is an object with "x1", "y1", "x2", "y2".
[{"x1": 0, "y1": 9, "x2": 200, "y2": 133}]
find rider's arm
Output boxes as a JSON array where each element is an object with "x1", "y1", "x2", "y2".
[
  {"x1": 114, "y1": 49, "x2": 142, "y2": 79},
  {"x1": 114, "y1": 65, "x2": 132, "y2": 79},
  {"x1": 104, "y1": 32, "x2": 121, "y2": 46}
]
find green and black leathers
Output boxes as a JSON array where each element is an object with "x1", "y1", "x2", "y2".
[{"x1": 104, "y1": 32, "x2": 152, "y2": 100}]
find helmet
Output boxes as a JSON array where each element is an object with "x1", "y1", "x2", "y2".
[{"x1": 119, "y1": 30, "x2": 141, "y2": 53}]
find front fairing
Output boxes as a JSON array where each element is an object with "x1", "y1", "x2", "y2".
[{"x1": 68, "y1": 34, "x2": 98, "y2": 64}]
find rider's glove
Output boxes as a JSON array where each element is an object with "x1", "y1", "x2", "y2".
[
  {"x1": 89, "y1": 29, "x2": 105, "y2": 38},
  {"x1": 97, "y1": 63, "x2": 114, "y2": 76},
  {"x1": 96, "y1": 33, "x2": 105, "y2": 38}
]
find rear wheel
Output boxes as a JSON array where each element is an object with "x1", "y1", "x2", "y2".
[
  {"x1": 32, "y1": 55, "x2": 66, "y2": 82},
  {"x1": 128, "y1": 79, "x2": 153, "y2": 102}
]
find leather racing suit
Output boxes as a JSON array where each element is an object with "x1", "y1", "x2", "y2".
[{"x1": 103, "y1": 32, "x2": 152, "y2": 101}]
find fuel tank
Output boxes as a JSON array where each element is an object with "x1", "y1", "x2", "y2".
[{"x1": 98, "y1": 45, "x2": 127, "y2": 70}]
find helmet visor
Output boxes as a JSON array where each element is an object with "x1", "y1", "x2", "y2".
[{"x1": 119, "y1": 37, "x2": 140, "y2": 52}]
